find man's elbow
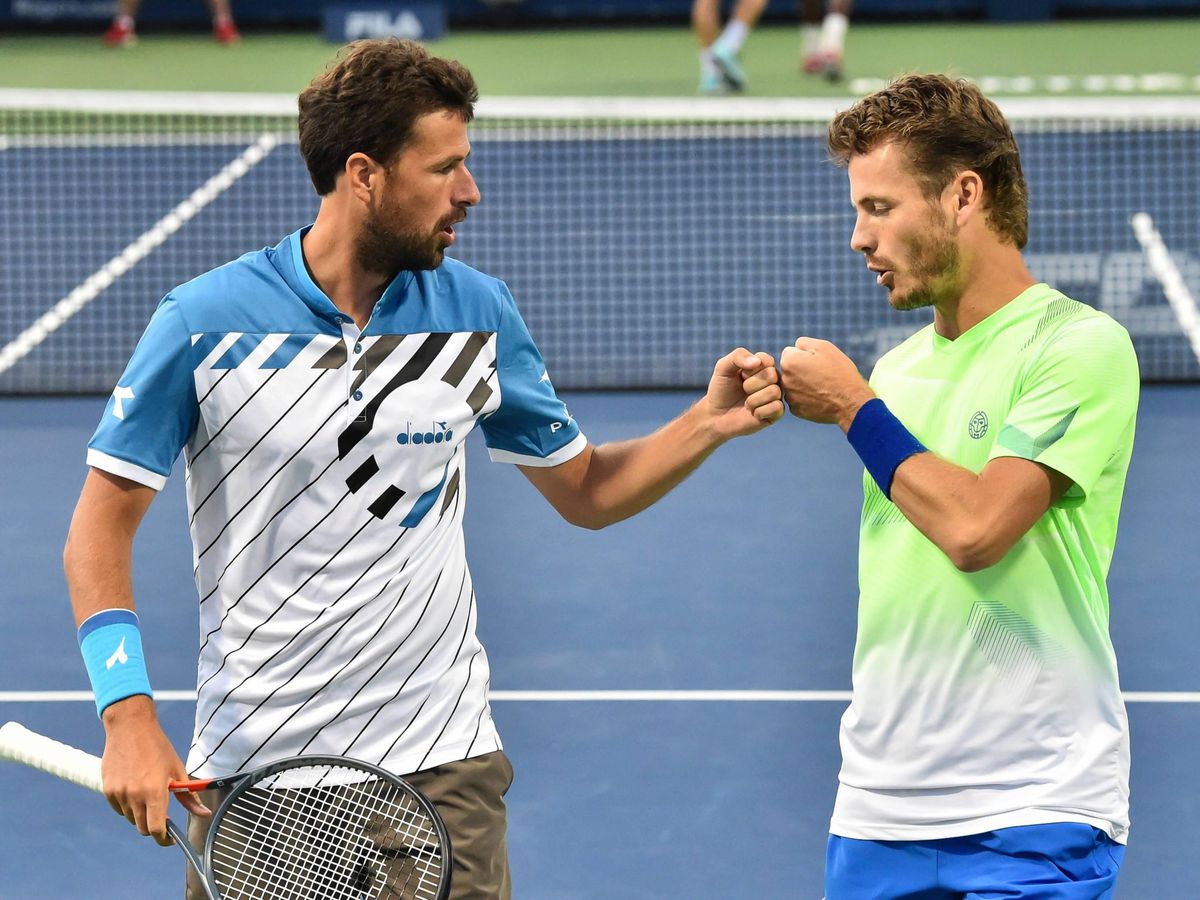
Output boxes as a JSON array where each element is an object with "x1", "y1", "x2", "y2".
[
  {"x1": 548, "y1": 495, "x2": 623, "y2": 530},
  {"x1": 558, "y1": 506, "x2": 612, "y2": 531},
  {"x1": 942, "y1": 527, "x2": 1011, "y2": 573}
]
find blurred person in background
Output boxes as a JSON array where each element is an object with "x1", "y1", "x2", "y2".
[
  {"x1": 692, "y1": 0, "x2": 769, "y2": 94},
  {"x1": 104, "y1": 0, "x2": 239, "y2": 47},
  {"x1": 801, "y1": 0, "x2": 852, "y2": 81}
]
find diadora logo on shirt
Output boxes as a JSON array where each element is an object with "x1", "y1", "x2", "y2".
[
  {"x1": 397, "y1": 421, "x2": 455, "y2": 446},
  {"x1": 968, "y1": 410, "x2": 989, "y2": 440}
]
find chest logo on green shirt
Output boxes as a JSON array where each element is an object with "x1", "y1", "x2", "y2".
[{"x1": 968, "y1": 410, "x2": 989, "y2": 439}]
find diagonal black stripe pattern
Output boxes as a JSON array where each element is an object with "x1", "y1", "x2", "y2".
[
  {"x1": 345, "y1": 456, "x2": 379, "y2": 493},
  {"x1": 438, "y1": 469, "x2": 461, "y2": 518},
  {"x1": 441, "y1": 332, "x2": 492, "y2": 388},
  {"x1": 197, "y1": 394, "x2": 346, "y2": 562},
  {"x1": 189, "y1": 370, "x2": 329, "y2": 525},
  {"x1": 197, "y1": 368, "x2": 233, "y2": 406},
  {"x1": 415, "y1": 638, "x2": 482, "y2": 772},
  {"x1": 340, "y1": 570, "x2": 467, "y2": 759},
  {"x1": 350, "y1": 334, "x2": 405, "y2": 394},
  {"x1": 233, "y1": 575, "x2": 416, "y2": 770},
  {"x1": 465, "y1": 377, "x2": 493, "y2": 416},
  {"x1": 292, "y1": 570, "x2": 445, "y2": 758},
  {"x1": 198, "y1": 452, "x2": 340, "y2": 601},
  {"x1": 377, "y1": 573, "x2": 472, "y2": 762},
  {"x1": 198, "y1": 486, "x2": 353, "y2": 643},
  {"x1": 197, "y1": 514, "x2": 371, "y2": 693},
  {"x1": 190, "y1": 369, "x2": 281, "y2": 466},
  {"x1": 367, "y1": 485, "x2": 405, "y2": 519},
  {"x1": 465, "y1": 673, "x2": 492, "y2": 759},
  {"x1": 195, "y1": 527, "x2": 410, "y2": 763},
  {"x1": 337, "y1": 332, "x2": 453, "y2": 459},
  {"x1": 223, "y1": 538, "x2": 436, "y2": 769},
  {"x1": 312, "y1": 341, "x2": 347, "y2": 369}
]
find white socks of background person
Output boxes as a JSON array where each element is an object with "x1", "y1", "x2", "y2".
[{"x1": 820, "y1": 12, "x2": 848, "y2": 57}]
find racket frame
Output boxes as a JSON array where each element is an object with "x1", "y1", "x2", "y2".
[{"x1": 193, "y1": 754, "x2": 452, "y2": 900}]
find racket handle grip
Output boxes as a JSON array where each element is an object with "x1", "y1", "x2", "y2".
[{"x1": 0, "y1": 721, "x2": 104, "y2": 794}]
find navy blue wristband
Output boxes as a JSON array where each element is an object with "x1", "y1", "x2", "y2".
[{"x1": 845, "y1": 398, "x2": 927, "y2": 499}]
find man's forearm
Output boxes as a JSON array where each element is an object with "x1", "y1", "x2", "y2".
[
  {"x1": 530, "y1": 399, "x2": 727, "y2": 530},
  {"x1": 888, "y1": 453, "x2": 1064, "y2": 572},
  {"x1": 65, "y1": 529, "x2": 138, "y2": 626},
  {"x1": 580, "y1": 399, "x2": 727, "y2": 527},
  {"x1": 64, "y1": 474, "x2": 145, "y2": 626}
]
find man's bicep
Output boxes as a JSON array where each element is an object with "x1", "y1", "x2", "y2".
[{"x1": 72, "y1": 468, "x2": 158, "y2": 539}]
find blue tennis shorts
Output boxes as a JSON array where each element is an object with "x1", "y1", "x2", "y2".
[{"x1": 826, "y1": 823, "x2": 1124, "y2": 899}]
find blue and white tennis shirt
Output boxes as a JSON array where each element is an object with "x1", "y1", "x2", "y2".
[{"x1": 88, "y1": 227, "x2": 586, "y2": 778}]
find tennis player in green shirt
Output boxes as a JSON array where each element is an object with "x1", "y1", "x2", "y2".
[{"x1": 769, "y1": 74, "x2": 1138, "y2": 898}]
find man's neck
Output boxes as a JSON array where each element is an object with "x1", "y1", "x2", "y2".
[
  {"x1": 301, "y1": 207, "x2": 392, "y2": 329},
  {"x1": 933, "y1": 246, "x2": 1035, "y2": 340}
]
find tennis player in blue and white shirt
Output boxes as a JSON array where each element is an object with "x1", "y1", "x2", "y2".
[{"x1": 64, "y1": 39, "x2": 786, "y2": 899}]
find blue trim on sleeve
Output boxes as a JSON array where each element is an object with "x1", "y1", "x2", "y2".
[{"x1": 846, "y1": 398, "x2": 927, "y2": 500}]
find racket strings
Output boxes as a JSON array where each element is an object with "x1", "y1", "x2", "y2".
[
  {"x1": 216, "y1": 785, "x2": 439, "y2": 900},
  {"x1": 215, "y1": 780, "x2": 441, "y2": 900},
  {"x1": 209, "y1": 763, "x2": 445, "y2": 899}
]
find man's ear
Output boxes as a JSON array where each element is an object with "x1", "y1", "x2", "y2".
[
  {"x1": 344, "y1": 152, "x2": 381, "y2": 206},
  {"x1": 949, "y1": 169, "x2": 984, "y2": 228}
]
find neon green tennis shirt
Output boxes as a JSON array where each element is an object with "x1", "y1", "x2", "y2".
[{"x1": 831, "y1": 283, "x2": 1139, "y2": 843}]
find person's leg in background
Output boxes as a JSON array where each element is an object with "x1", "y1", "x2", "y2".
[
  {"x1": 102, "y1": 0, "x2": 140, "y2": 47},
  {"x1": 104, "y1": 0, "x2": 240, "y2": 46},
  {"x1": 801, "y1": 0, "x2": 852, "y2": 81},
  {"x1": 692, "y1": 0, "x2": 770, "y2": 94}
]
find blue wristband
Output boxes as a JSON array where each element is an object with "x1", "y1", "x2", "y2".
[
  {"x1": 78, "y1": 609, "x2": 153, "y2": 717},
  {"x1": 845, "y1": 398, "x2": 927, "y2": 500}
]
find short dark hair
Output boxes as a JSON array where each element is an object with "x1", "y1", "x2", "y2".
[
  {"x1": 298, "y1": 38, "x2": 479, "y2": 196},
  {"x1": 827, "y1": 73, "x2": 1029, "y2": 249}
]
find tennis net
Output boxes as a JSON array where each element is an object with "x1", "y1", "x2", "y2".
[{"x1": 2, "y1": 89, "x2": 1198, "y2": 393}]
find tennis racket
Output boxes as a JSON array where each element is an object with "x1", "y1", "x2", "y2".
[{"x1": 0, "y1": 721, "x2": 451, "y2": 900}]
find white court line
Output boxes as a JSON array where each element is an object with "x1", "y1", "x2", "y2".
[
  {"x1": 1131, "y1": 211, "x2": 1200, "y2": 365},
  {"x1": 0, "y1": 133, "x2": 279, "y2": 378},
  {"x1": 1, "y1": 690, "x2": 1198, "y2": 703}
]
